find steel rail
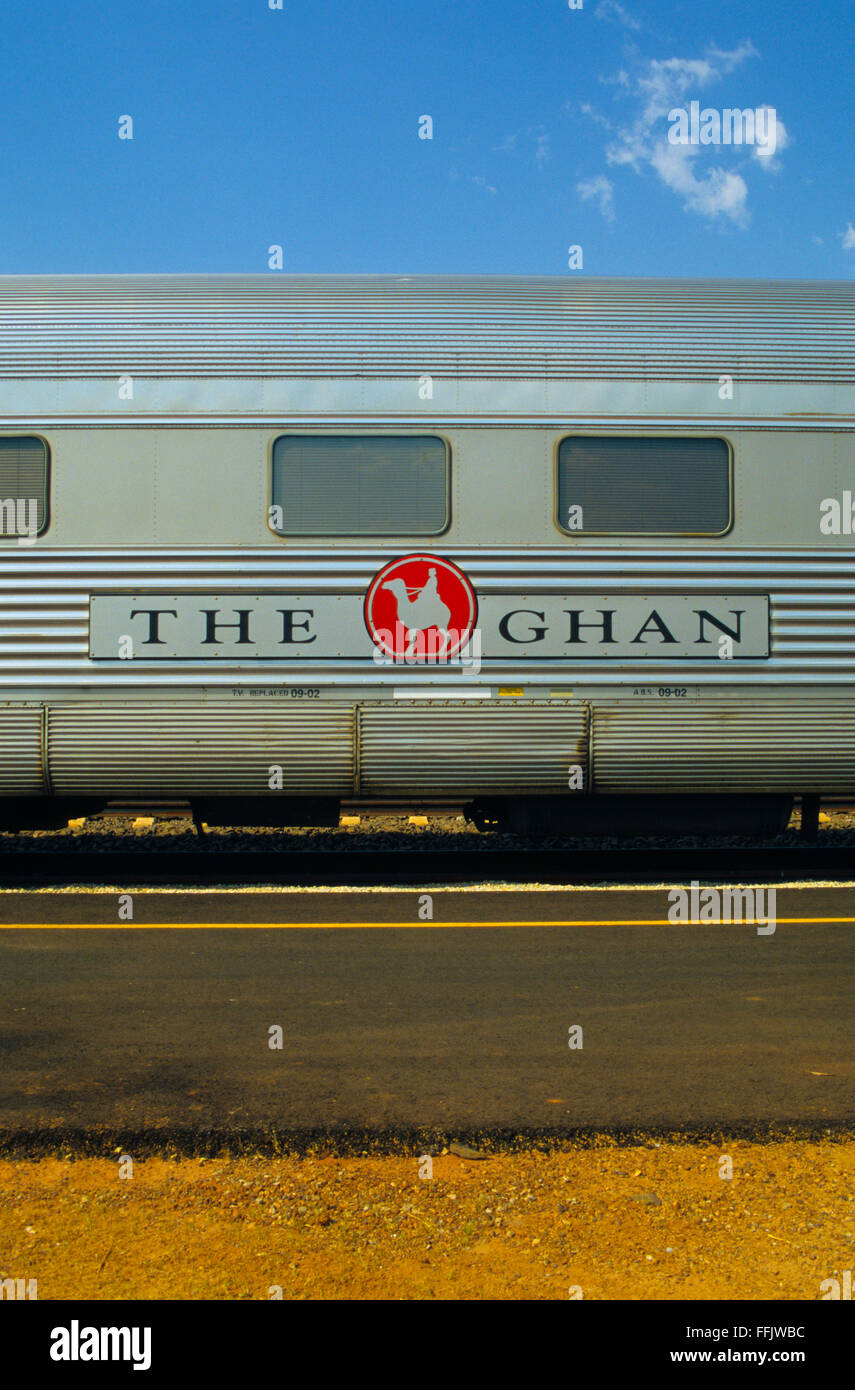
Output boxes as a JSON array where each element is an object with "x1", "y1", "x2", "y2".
[{"x1": 2, "y1": 844, "x2": 855, "y2": 886}]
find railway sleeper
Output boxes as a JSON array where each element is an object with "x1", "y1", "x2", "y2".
[
  {"x1": 464, "y1": 794, "x2": 795, "y2": 838},
  {"x1": 0, "y1": 796, "x2": 343, "y2": 832}
]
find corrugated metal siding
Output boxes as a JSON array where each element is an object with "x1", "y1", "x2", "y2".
[
  {"x1": 44, "y1": 701, "x2": 588, "y2": 798},
  {"x1": 6, "y1": 695, "x2": 855, "y2": 799},
  {"x1": 0, "y1": 275, "x2": 851, "y2": 382},
  {"x1": 47, "y1": 705, "x2": 354, "y2": 796},
  {"x1": 359, "y1": 703, "x2": 588, "y2": 796},
  {"x1": 2, "y1": 548, "x2": 855, "y2": 686},
  {"x1": 592, "y1": 701, "x2": 855, "y2": 793},
  {"x1": 0, "y1": 707, "x2": 44, "y2": 794}
]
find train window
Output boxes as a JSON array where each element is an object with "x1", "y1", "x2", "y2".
[
  {"x1": 0, "y1": 436, "x2": 49, "y2": 540},
  {"x1": 270, "y1": 434, "x2": 449, "y2": 536},
  {"x1": 556, "y1": 436, "x2": 731, "y2": 535}
]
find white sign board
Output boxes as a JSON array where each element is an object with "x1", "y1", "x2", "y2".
[{"x1": 89, "y1": 593, "x2": 770, "y2": 661}]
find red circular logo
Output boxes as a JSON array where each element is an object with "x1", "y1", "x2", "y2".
[{"x1": 364, "y1": 554, "x2": 478, "y2": 660}]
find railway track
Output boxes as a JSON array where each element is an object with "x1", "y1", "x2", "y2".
[{"x1": 3, "y1": 843, "x2": 855, "y2": 885}]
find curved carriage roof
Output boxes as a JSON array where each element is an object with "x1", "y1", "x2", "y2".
[{"x1": 0, "y1": 275, "x2": 851, "y2": 383}]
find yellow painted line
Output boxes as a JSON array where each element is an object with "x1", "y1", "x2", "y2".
[{"x1": 0, "y1": 917, "x2": 854, "y2": 930}]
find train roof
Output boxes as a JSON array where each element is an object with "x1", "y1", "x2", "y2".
[{"x1": 0, "y1": 274, "x2": 852, "y2": 383}]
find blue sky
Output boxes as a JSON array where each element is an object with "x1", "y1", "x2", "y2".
[{"x1": 1, "y1": 0, "x2": 853, "y2": 277}]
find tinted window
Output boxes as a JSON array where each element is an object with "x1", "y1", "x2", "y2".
[
  {"x1": 0, "y1": 437, "x2": 49, "y2": 539},
  {"x1": 271, "y1": 435, "x2": 449, "y2": 536},
  {"x1": 557, "y1": 436, "x2": 731, "y2": 535}
]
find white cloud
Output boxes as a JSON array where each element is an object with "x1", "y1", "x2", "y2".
[
  {"x1": 471, "y1": 175, "x2": 497, "y2": 195},
  {"x1": 842, "y1": 223, "x2": 855, "y2": 251},
  {"x1": 650, "y1": 141, "x2": 748, "y2": 222},
  {"x1": 579, "y1": 101, "x2": 614, "y2": 131},
  {"x1": 753, "y1": 106, "x2": 790, "y2": 171},
  {"x1": 705, "y1": 41, "x2": 760, "y2": 72},
  {"x1": 594, "y1": 0, "x2": 641, "y2": 30},
  {"x1": 577, "y1": 174, "x2": 616, "y2": 222},
  {"x1": 580, "y1": 41, "x2": 783, "y2": 223},
  {"x1": 599, "y1": 68, "x2": 631, "y2": 89},
  {"x1": 492, "y1": 128, "x2": 550, "y2": 169}
]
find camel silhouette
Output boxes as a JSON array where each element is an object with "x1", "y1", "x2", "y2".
[{"x1": 382, "y1": 566, "x2": 452, "y2": 656}]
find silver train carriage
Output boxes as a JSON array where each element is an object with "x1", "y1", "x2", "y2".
[{"x1": 0, "y1": 273, "x2": 853, "y2": 836}]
